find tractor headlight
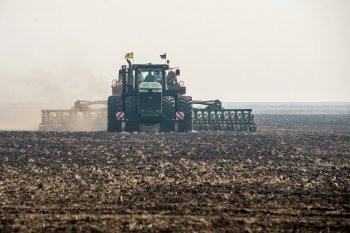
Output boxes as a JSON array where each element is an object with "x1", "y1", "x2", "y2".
[
  {"x1": 139, "y1": 89, "x2": 148, "y2": 92},
  {"x1": 152, "y1": 89, "x2": 162, "y2": 92}
]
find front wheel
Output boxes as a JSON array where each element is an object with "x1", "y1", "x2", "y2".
[
  {"x1": 107, "y1": 96, "x2": 122, "y2": 132},
  {"x1": 160, "y1": 96, "x2": 175, "y2": 132},
  {"x1": 178, "y1": 96, "x2": 192, "y2": 132},
  {"x1": 125, "y1": 96, "x2": 139, "y2": 132}
]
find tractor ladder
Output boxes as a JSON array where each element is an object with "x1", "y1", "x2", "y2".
[{"x1": 192, "y1": 100, "x2": 256, "y2": 131}]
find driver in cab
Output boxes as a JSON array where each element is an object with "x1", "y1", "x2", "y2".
[{"x1": 144, "y1": 71, "x2": 155, "y2": 82}]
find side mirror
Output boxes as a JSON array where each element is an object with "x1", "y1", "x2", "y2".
[
  {"x1": 120, "y1": 66, "x2": 127, "y2": 75},
  {"x1": 176, "y1": 69, "x2": 180, "y2": 76}
]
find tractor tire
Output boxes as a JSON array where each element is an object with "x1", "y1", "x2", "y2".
[
  {"x1": 160, "y1": 96, "x2": 175, "y2": 132},
  {"x1": 125, "y1": 96, "x2": 139, "y2": 132},
  {"x1": 107, "y1": 96, "x2": 122, "y2": 132},
  {"x1": 178, "y1": 96, "x2": 193, "y2": 132}
]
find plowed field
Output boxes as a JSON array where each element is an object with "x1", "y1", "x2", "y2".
[{"x1": 1, "y1": 115, "x2": 350, "y2": 232}]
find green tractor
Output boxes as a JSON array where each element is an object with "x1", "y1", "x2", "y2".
[{"x1": 107, "y1": 59, "x2": 192, "y2": 132}]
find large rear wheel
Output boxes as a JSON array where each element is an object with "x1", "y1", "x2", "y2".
[
  {"x1": 178, "y1": 96, "x2": 193, "y2": 132},
  {"x1": 107, "y1": 96, "x2": 122, "y2": 132},
  {"x1": 125, "y1": 96, "x2": 139, "y2": 132},
  {"x1": 160, "y1": 96, "x2": 175, "y2": 132}
]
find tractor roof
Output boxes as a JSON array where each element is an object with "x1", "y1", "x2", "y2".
[{"x1": 132, "y1": 64, "x2": 169, "y2": 69}]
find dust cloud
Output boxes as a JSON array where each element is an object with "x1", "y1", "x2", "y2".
[{"x1": 0, "y1": 63, "x2": 113, "y2": 130}]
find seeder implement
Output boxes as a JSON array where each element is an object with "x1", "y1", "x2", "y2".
[
  {"x1": 192, "y1": 100, "x2": 256, "y2": 131},
  {"x1": 39, "y1": 100, "x2": 107, "y2": 131}
]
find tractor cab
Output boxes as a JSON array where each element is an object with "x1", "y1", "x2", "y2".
[{"x1": 117, "y1": 61, "x2": 185, "y2": 96}]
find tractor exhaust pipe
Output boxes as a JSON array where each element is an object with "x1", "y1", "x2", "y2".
[{"x1": 126, "y1": 59, "x2": 134, "y2": 89}]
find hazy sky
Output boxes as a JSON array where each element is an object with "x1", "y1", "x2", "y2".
[{"x1": 0, "y1": 0, "x2": 349, "y2": 102}]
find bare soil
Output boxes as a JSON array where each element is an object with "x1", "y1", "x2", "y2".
[{"x1": 0, "y1": 115, "x2": 350, "y2": 232}]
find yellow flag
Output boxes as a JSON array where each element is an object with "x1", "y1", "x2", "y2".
[{"x1": 125, "y1": 52, "x2": 133, "y2": 59}]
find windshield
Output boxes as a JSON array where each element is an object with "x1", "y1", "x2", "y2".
[{"x1": 136, "y1": 68, "x2": 163, "y2": 86}]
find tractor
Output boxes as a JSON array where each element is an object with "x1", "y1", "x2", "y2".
[{"x1": 107, "y1": 59, "x2": 192, "y2": 132}]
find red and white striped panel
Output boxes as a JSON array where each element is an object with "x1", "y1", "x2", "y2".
[
  {"x1": 176, "y1": 111, "x2": 184, "y2": 120},
  {"x1": 116, "y1": 112, "x2": 124, "y2": 120}
]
